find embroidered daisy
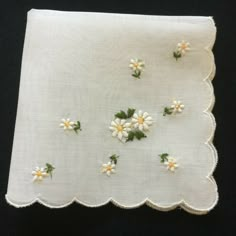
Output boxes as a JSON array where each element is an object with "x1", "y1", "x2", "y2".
[
  {"x1": 60, "y1": 118, "x2": 75, "y2": 130},
  {"x1": 164, "y1": 157, "x2": 179, "y2": 172},
  {"x1": 171, "y1": 100, "x2": 185, "y2": 114},
  {"x1": 101, "y1": 161, "x2": 116, "y2": 176},
  {"x1": 132, "y1": 110, "x2": 153, "y2": 131},
  {"x1": 129, "y1": 59, "x2": 145, "y2": 71},
  {"x1": 32, "y1": 167, "x2": 48, "y2": 181},
  {"x1": 129, "y1": 59, "x2": 145, "y2": 79},
  {"x1": 177, "y1": 40, "x2": 190, "y2": 54},
  {"x1": 109, "y1": 118, "x2": 131, "y2": 142}
]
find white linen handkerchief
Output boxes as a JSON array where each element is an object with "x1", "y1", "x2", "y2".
[{"x1": 6, "y1": 9, "x2": 218, "y2": 214}]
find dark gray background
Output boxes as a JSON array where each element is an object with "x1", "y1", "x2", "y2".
[{"x1": 0, "y1": 0, "x2": 235, "y2": 235}]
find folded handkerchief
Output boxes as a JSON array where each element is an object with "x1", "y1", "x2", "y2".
[{"x1": 6, "y1": 9, "x2": 217, "y2": 214}]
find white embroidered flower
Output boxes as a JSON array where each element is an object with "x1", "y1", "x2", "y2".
[
  {"x1": 129, "y1": 59, "x2": 145, "y2": 71},
  {"x1": 164, "y1": 157, "x2": 179, "y2": 172},
  {"x1": 177, "y1": 40, "x2": 190, "y2": 54},
  {"x1": 132, "y1": 110, "x2": 153, "y2": 131},
  {"x1": 171, "y1": 100, "x2": 185, "y2": 113},
  {"x1": 109, "y1": 118, "x2": 131, "y2": 142},
  {"x1": 60, "y1": 118, "x2": 75, "y2": 130},
  {"x1": 32, "y1": 167, "x2": 48, "y2": 181},
  {"x1": 101, "y1": 161, "x2": 116, "y2": 176}
]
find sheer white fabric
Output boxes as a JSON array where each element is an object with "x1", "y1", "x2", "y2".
[{"x1": 6, "y1": 10, "x2": 218, "y2": 214}]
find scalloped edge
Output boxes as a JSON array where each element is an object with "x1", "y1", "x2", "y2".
[{"x1": 5, "y1": 15, "x2": 218, "y2": 215}]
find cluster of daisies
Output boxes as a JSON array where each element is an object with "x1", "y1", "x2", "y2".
[
  {"x1": 173, "y1": 40, "x2": 190, "y2": 60},
  {"x1": 109, "y1": 108, "x2": 153, "y2": 143}
]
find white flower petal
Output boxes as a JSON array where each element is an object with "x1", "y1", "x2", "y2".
[
  {"x1": 139, "y1": 124, "x2": 144, "y2": 131},
  {"x1": 115, "y1": 118, "x2": 121, "y2": 124},
  {"x1": 138, "y1": 110, "x2": 143, "y2": 116},
  {"x1": 33, "y1": 176, "x2": 38, "y2": 181},
  {"x1": 106, "y1": 171, "x2": 111, "y2": 176},
  {"x1": 143, "y1": 123, "x2": 149, "y2": 131},
  {"x1": 124, "y1": 123, "x2": 131, "y2": 128},
  {"x1": 122, "y1": 131, "x2": 128, "y2": 137},
  {"x1": 133, "y1": 113, "x2": 138, "y2": 119},
  {"x1": 145, "y1": 117, "x2": 153, "y2": 121},
  {"x1": 143, "y1": 112, "x2": 149, "y2": 118},
  {"x1": 111, "y1": 121, "x2": 117, "y2": 126},
  {"x1": 118, "y1": 132, "x2": 123, "y2": 140},
  {"x1": 120, "y1": 119, "x2": 126, "y2": 125},
  {"x1": 145, "y1": 121, "x2": 153, "y2": 125},
  {"x1": 109, "y1": 127, "x2": 116, "y2": 131}
]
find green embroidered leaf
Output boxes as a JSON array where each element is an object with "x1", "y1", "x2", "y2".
[
  {"x1": 127, "y1": 108, "x2": 135, "y2": 118},
  {"x1": 132, "y1": 70, "x2": 141, "y2": 79},
  {"x1": 159, "y1": 153, "x2": 169, "y2": 163},
  {"x1": 115, "y1": 110, "x2": 128, "y2": 119},
  {"x1": 73, "y1": 121, "x2": 81, "y2": 133},
  {"x1": 45, "y1": 163, "x2": 55, "y2": 178},
  {"x1": 163, "y1": 107, "x2": 173, "y2": 116},
  {"x1": 126, "y1": 131, "x2": 135, "y2": 142},
  {"x1": 134, "y1": 130, "x2": 147, "y2": 140},
  {"x1": 126, "y1": 130, "x2": 146, "y2": 142},
  {"x1": 173, "y1": 51, "x2": 182, "y2": 60},
  {"x1": 109, "y1": 154, "x2": 119, "y2": 164}
]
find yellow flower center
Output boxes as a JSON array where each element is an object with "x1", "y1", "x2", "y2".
[
  {"x1": 64, "y1": 121, "x2": 71, "y2": 128},
  {"x1": 168, "y1": 162, "x2": 175, "y2": 168},
  {"x1": 138, "y1": 117, "x2": 144, "y2": 124},
  {"x1": 134, "y1": 63, "x2": 139, "y2": 68},
  {"x1": 36, "y1": 171, "x2": 43, "y2": 177},
  {"x1": 117, "y1": 125, "x2": 124, "y2": 132},
  {"x1": 175, "y1": 104, "x2": 181, "y2": 109},
  {"x1": 181, "y1": 44, "x2": 188, "y2": 49},
  {"x1": 106, "y1": 165, "x2": 113, "y2": 171}
]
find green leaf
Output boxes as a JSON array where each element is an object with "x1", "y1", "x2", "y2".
[
  {"x1": 126, "y1": 131, "x2": 135, "y2": 142},
  {"x1": 134, "y1": 130, "x2": 147, "y2": 140},
  {"x1": 127, "y1": 108, "x2": 135, "y2": 118},
  {"x1": 163, "y1": 107, "x2": 173, "y2": 116},
  {"x1": 132, "y1": 69, "x2": 141, "y2": 79},
  {"x1": 173, "y1": 51, "x2": 182, "y2": 60},
  {"x1": 115, "y1": 110, "x2": 128, "y2": 119},
  {"x1": 45, "y1": 163, "x2": 55, "y2": 178},
  {"x1": 109, "y1": 154, "x2": 119, "y2": 164},
  {"x1": 73, "y1": 121, "x2": 81, "y2": 133},
  {"x1": 159, "y1": 153, "x2": 169, "y2": 163},
  {"x1": 126, "y1": 130, "x2": 146, "y2": 142}
]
